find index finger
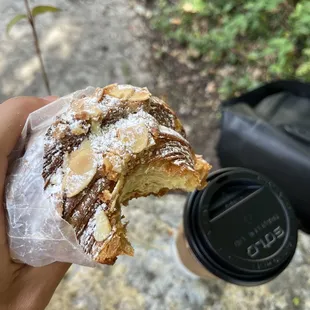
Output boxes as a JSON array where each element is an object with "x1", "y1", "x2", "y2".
[
  {"x1": 0, "y1": 96, "x2": 57, "y2": 242},
  {"x1": 0, "y1": 96, "x2": 57, "y2": 157}
]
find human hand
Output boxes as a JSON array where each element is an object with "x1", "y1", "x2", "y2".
[{"x1": 0, "y1": 96, "x2": 70, "y2": 310}]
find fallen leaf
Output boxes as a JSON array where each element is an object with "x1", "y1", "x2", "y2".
[
  {"x1": 187, "y1": 47, "x2": 201, "y2": 59},
  {"x1": 206, "y1": 81, "x2": 216, "y2": 93},
  {"x1": 170, "y1": 17, "x2": 182, "y2": 25}
]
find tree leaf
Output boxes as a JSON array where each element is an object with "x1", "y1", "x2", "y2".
[
  {"x1": 31, "y1": 5, "x2": 61, "y2": 18},
  {"x1": 296, "y1": 62, "x2": 310, "y2": 77},
  {"x1": 292, "y1": 297, "x2": 301, "y2": 307},
  {"x1": 6, "y1": 14, "x2": 28, "y2": 35}
]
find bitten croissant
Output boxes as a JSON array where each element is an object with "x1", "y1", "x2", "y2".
[{"x1": 43, "y1": 84, "x2": 211, "y2": 264}]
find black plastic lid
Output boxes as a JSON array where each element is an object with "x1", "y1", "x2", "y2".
[{"x1": 184, "y1": 168, "x2": 298, "y2": 286}]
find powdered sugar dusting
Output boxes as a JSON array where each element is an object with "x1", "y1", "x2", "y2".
[
  {"x1": 45, "y1": 167, "x2": 63, "y2": 204},
  {"x1": 84, "y1": 97, "x2": 98, "y2": 105},
  {"x1": 70, "y1": 120, "x2": 89, "y2": 131},
  {"x1": 90, "y1": 109, "x2": 158, "y2": 167},
  {"x1": 98, "y1": 95, "x2": 121, "y2": 111},
  {"x1": 79, "y1": 215, "x2": 96, "y2": 252},
  {"x1": 96, "y1": 203, "x2": 108, "y2": 213}
]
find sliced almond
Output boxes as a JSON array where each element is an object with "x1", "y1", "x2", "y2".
[
  {"x1": 129, "y1": 88, "x2": 151, "y2": 101},
  {"x1": 102, "y1": 83, "x2": 118, "y2": 94},
  {"x1": 107, "y1": 86, "x2": 135, "y2": 100},
  {"x1": 132, "y1": 124, "x2": 149, "y2": 153},
  {"x1": 52, "y1": 125, "x2": 67, "y2": 140},
  {"x1": 94, "y1": 210, "x2": 111, "y2": 242},
  {"x1": 91, "y1": 120, "x2": 101, "y2": 135},
  {"x1": 69, "y1": 149, "x2": 95, "y2": 175},
  {"x1": 71, "y1": 98, "x2": 102, "y2": 121},
  {"x1": 64, "y1": 143, "x2": 97, "y2": 197},
  {"x1": 71, "y1": 124, "x2": 88, "y2": 136},
  {"x1": 103, "y1": 153, "x2": 122, "y2": 173},
  {"x1": 110, "y1": 177, "x2": 125, "y2": 211},
  {"x1": 102, "y1": 155, "x2": 120, "y2": 180},
  {"x1": 118, "y1": 123, "x2": 149, "y2": 153},
  {"x1": 94, "y1": 87, "x2": 104, "y2": 101},
  {"x1": 102, "y1": 155, "x2": 113, "y2": 172},
  {"x1": 79, "y1": 139, "x2": 92, "y2": 151},
  {"x1": 104, "y1": 84, "x2": 151, "y2": 102},
  {"x1": 71, "y1": 98, "x2": 84, "y2": 113}
]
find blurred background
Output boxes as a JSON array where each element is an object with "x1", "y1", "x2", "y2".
[{"x1": 1, "y1": 0, "x2": 310, "y2": 309}]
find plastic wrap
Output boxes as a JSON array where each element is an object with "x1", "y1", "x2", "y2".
[{"x1": 5, "y1": 87, "x2": 97, "y2": 267}]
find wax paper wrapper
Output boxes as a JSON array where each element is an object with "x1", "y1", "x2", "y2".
[{"x1": 5, "y1": 87, "x2": 97, "y2": 267}]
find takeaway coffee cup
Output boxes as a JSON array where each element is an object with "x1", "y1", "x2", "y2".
[{"x1": 174, "y1": 168, "x2": 298, "y2": 286}]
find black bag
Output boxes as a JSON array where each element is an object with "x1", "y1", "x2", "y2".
[{"x1": 217, "y1": 80, "x2": 310, "y2": 232}]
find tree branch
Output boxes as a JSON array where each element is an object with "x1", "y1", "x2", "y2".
[{"x1": 24, "y1": 0, "x2": 51, "y2": 95}]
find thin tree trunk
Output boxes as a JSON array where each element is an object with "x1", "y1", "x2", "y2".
[{"x1": 24, "y1": 0, "x2": 51, "y2": 95}]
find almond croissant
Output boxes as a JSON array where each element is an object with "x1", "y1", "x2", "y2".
[{"x1": 43, "y1": 84, "x2": 211, "y2": 264}]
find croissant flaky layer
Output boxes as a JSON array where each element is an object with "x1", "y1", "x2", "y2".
[{"x1": 43, "y1": 84, "x2": 211, "y2": 264}]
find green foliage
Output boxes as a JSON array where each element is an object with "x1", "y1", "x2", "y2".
[
  {"x1": 6, "y1": 14, "x2": 27, "y2": 35},
  {"x1": 31, "y1": 5, "x2": 62, "y2": 18},
  {"x1": 152, "y1": 0, "x2": 310, "y2": 97},
  {"x1": 218, "y1": 75, "x2": 259, "y2": 98},
  {"x1": 292, "y1": 296, "x2": 301, "y2": 306},
  {"x1": 296, "y1": 48, "x2": 310, "y2": 78},
  {"x1": 6, "y1": 5, "x2": 61, "y2": 36}
]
